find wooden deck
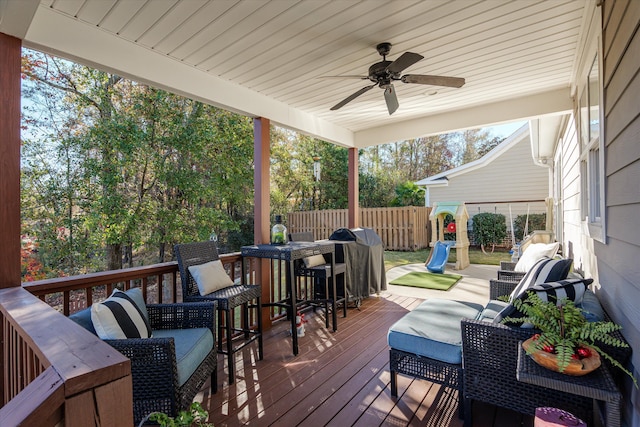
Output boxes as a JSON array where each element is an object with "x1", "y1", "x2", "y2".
[{"x1": 198, "y1": 293, "x2": 533, "y2": 427}]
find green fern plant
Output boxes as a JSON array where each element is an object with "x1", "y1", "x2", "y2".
[
  {"x1": 503, "y1": 292, "x2": 637, "y2": 387},
  {"x1": 139, "y1": 402, "x2": 213, "y2": 427}
]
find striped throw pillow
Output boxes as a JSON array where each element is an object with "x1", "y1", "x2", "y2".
[
  {"x1": 91, "y1": 289, "x2": 152, "y2": 339},
  {"x1": 508, "y1": 257, "x2": 573, "y2": 303},
  {"x1": 495, "y1": 278, "x2": 593, "y2": 324}
]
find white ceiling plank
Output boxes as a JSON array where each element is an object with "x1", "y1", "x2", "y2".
[
  {"x1": 0, "y1": 0, "x2": 39, "y2": 38},
  {"x1": 170, "y1": 1, "x2": 263, "y2": 61},
  {"x1": 118, "y1": 0, "x2": 179, "y2": 41},
  {"x1": 49, "y1": 0, "x2": 85, "y2": 17},
  {"x1": 136, "y1": 0, "x2": 208, "y2": 48},
  {"x1": 98, "y1": 0, "x2": 147, "y2": 34},
  {"x1": 75, "y1": 0, "x2": 117, "y2": 24}
]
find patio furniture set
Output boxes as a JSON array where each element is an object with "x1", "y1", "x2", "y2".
[
  {"x1": 388, "y1": 248, "x2": 631, "y2": 427},
  {"x1": 68, "y1": 238, "x2": 348, "y2": 425}
]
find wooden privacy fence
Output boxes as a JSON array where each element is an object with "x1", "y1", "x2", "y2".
[{"x1": 287, "y1": 206, "x2": 431, "y2": 251}]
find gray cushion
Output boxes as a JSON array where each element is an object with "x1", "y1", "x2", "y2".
[
  {"x1": 69, "y1": 307, "x2": 97, "y2": 335},
  {"x1": 478, "y1": 299, "x2": 510, "y2": 322},
  {"x1": 152, "y1": 328, "x2": 214, "y2": 386},
  {"x1": 387, "y1": 298, "x2": 483, "y2": 365}
]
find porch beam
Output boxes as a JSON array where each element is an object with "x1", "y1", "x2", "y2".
[
  {"x1": 348, "y1": 148, "x2": 359, "y2": 228},
  {"x1": 0, "y1": 32, "x2": 21, "y2": 289},
  {"x1": 253, "y1": 117, "x2": 272, "y2": 329}
]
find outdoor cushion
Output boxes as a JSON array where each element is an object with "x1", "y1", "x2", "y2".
[
  {"x1": 152, "y1": 328, "x2": 214, "y2": 386},
  {"x1": 91, "y1": 289, "x2": 152, "y2": 339},
  {"x1": 477, "y1": 299, "x2": 510, "y2": 322},
  {"x1": 495, "y1": 277, "x2": 594, "y2": 324},
  {"x1": 188, "y1": 259, "x2": 234, "y2": 295},
  {"x1": 508, "y1": 257, "x2": 573, "y2": 302},
  {"x1": 387, "y1": 298, "x2": 483, "y2": 365},
  {"x1": 303, "y1": 254, "x2": 326, "y2": 268},
  {"x1": 580, "y1": 289, "x2": 605, "y2": 322},
  {"x1": 514, "y1": 242, "x2": 560, "y2": 272}
]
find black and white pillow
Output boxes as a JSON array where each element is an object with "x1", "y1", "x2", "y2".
[
  {"x1": 508, "y1": 257, "x2": 573, "y2": 303},
  {"x1": 495, "y1": 278, "x2": 593, "y2": 324},
  {"x1": 91, "y1": 289, "x2": 152, "y2": 339}
]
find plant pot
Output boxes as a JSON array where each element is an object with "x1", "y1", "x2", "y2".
[{"x1": 522, "y1": 337, "x2": 601, "y2": 376}]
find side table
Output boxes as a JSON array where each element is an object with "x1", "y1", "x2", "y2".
[
  {"x1": 517, "y1": 344, "x2": 622, "y2": 427},
  {"x1": 241, "y1": 241, "x2": 336, "y2": 356}
]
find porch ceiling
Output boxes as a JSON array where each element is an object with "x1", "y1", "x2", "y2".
[{"x1": 2, "y1": 0, "x2": 584, "y2": 147}]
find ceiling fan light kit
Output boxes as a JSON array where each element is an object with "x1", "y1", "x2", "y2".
[{"x1": 329, "y1": 42, "x2": 465, "y2": 115}]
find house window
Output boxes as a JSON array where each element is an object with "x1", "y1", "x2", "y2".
[{"x1": 579, "y1": 52, "x2": 605, "y2": 242}]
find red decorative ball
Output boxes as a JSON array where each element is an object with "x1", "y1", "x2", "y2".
[{"x1": 446, "y1": 222, "x2": 456, "y2": 233}]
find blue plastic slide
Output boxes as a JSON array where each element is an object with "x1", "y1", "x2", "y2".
[{"x1": 425, "y1": 241, "x2": 452, "y2": 273}]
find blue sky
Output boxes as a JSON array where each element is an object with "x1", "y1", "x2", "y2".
[{"x1": 485, "y1": 121, "x2": 528, "y2": 139}]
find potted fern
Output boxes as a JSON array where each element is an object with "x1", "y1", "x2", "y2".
[{"x1": 504, "y1": 292, "x2": 636, "y2": 385}]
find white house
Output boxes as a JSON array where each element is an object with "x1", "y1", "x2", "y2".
[{"x1": 415, "y1": 124, "x2": 551, "y2": 241}]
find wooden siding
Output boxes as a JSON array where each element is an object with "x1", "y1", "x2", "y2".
[
  {"x1": 599, "y1": 0, "x2": 640, "y2": 424},
  {"x1": 287, "y1": 207, "x2": 431, "y2": 251},
  {"x1": 427, "y1": 133, "x2": 550, "y2": 225}
]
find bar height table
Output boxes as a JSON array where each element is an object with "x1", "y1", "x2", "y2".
[
  {"x1": 241, "y1": 241, "x2": 336, "y2": 356},
  {"x1": 516, "y1": 344, "x2": 622, "y2": 427}
]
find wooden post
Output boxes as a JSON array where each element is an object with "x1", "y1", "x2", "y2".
[
  {"x1": 253, "y1": 117, "x2": 272, "y2": 329},
  {"x1": 348, "y1": 147, "x2": 359, "y2": 228},
  {"x1": 0, "y1": 33, "x2": 22, "y2": 290}
]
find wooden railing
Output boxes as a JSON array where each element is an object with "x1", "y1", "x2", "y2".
[
  {"x1": 1, "y1": 250, "x2": 297, "y2": 426},
  {"x1": 287, "y1": 206, "x2": 431, "y2": 251},
  {"x1": 0, "y1": 287, "x2": 132, "y2": 426}
]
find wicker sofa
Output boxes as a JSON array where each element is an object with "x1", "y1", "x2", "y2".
[{"x1": 461, "y1": 278, "x2": 631, "y2": 427}]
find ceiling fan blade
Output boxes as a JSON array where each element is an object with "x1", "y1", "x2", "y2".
[
  {"x1": 401, "y1": 74, "x2": 466, "y2": 88},
  {"x1": 386, "y1": 52, "x2": 424, "y2": 74},
  {"x1": 318, "y1": 75, "x2": 368, "y2": 79},
  {"x1": 330, "y1": 83, "x2": 377, "y2": 110},
  {"x1": 384, "y1": 84, "x2": 399, "y2": 115}
]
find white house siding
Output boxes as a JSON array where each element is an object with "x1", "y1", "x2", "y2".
[
  {"x1": 557, "y1": 1, "x2": 640, "y2": 423},
  {"x1": 425, "y1": 132, "x2": 550, "y2": 235}
]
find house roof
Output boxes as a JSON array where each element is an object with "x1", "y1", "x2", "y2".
[
  {"x1": 415, "y1": 123, "x2": 530, "y2": 186},
  {"x1": 1, "y1": 0, "x2": 588, "y2": 148}
]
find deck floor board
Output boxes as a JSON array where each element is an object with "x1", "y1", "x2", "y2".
[{"x1": 200, "y1": 293, "x2": 532, "y2": 427}]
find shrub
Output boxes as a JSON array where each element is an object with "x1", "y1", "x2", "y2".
[
  {"x1": 472, "y1": 212, "x2": 507, "y2": 253},
  {"x1": 513, "y1": 213, "x2": 546, "y2": 241}
]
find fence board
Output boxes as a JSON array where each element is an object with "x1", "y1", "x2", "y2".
[{"x1": 288, "y1": 207, "x2": 431, "y2": 251}]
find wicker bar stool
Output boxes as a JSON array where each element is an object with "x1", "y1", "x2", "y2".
[{"x1": 175, "y1": 241, "x2": 263, "y2": 384}]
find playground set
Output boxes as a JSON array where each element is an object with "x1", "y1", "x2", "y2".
[{"x1": 426, "y1": 201, "x2": 470, "y2": 273}]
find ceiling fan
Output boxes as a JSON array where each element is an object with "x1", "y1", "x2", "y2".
[{"x1": 329, "y1": 42, "x2": 465, "y2": 115}]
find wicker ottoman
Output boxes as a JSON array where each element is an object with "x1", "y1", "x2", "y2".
[{"x1": 387, "y1": 298, "x2": 483, "y2": 418}]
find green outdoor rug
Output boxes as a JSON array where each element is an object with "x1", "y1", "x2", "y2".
[{"x1": 389, "y1": 271, "x2": 462, "y2": 291}]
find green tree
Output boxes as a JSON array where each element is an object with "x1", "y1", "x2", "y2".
[{"x1": 390, "y1": 182, "x2": 425, "y2": 206}]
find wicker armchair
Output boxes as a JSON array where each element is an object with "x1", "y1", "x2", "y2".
[
  {"x1": 174, "y1": 241, "x2": 263, "y2": 384},
  {"x1": 461, "y1": 279, "x2": 631, "y2": 427},
  {"x1": 496, "y1": 260, "x2": 526, "y2": 282},
  {"x1": 70, "y1": 301, "x2": 218, "y2": 426}
]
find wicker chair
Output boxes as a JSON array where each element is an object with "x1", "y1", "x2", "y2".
[
  {"x1": 70, "y1": 300, "x2": 218, "y2": 426},
  {"x1": 174, "y1": 241, "x2": 263, "y2": 384},
  {"x1": 461, "y1": 279, "x2": 631, "y2": 427},
  {"x1": 496, "y1": 260, "x2": 526, "y2": 282},
  {"x1": 288, "y1": 232, "x2": 347, "y2": 330}
]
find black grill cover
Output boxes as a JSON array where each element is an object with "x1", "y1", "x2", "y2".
[{"x1": 330, "y1": 228, "x2": 386, "y2": 298}]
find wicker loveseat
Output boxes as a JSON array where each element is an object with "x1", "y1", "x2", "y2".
[
  {"x1": 461, "y1": 278, "x2": 631, "y2": 427},
  {"x1": 69, "y1": 288, "x2": 218, "y2": 426}
]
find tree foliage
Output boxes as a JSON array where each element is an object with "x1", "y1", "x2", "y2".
[{"x1": 21, "y1": 50, "x2": 254, "y2": 276}]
